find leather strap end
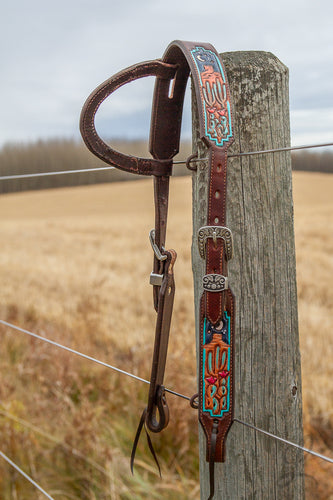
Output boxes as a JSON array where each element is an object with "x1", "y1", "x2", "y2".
[{"x1": 130, "y1": 407, "x2": 162, "y2": 478}]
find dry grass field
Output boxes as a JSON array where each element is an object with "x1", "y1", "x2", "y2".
[{"x1": 0, "y1": 171, "x2": 332, "y2": 499}]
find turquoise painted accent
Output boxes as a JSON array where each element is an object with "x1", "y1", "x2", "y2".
[
  {"x1": 216, "y1": 346, "x2": 220, "y2": 370},
  {"x1": 191, "y1": 46, "x2": 233, "y2": 147},
  {"x1": 208, "y1": 351, "x2": 212, "y2": 372},
  {"x1": 221, "y1": 350, "x2": 226, "y2": 367}
]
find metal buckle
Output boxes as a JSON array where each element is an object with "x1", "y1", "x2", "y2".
[
  {"x1": 203, "y1": 274, "x2": 229, "y2": 292},
  {"x1": 198, "y1": 226, "x2": 233, "y2": 260}
]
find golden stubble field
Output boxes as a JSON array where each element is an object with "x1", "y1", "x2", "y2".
[{"x1": 0, "y1": 172, "x2": 332, "y2": 499}]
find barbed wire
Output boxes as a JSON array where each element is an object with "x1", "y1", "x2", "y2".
[
  {"x1": 1, "y1": 318, "x2": 333, "y2": 465},
  {"x1": 0, "y1": 450, "x2": 55, "y2": 500},
  {"x1": 0, "y1": 140, "x2": 332, "y2": 181}
]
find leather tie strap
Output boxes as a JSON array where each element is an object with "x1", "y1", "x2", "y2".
[
  {"x1": 80, "y1": 40, "x2": 235, "y2": 496},
  {"x1": 130, "y1": 407, "x2": 162, "y2": 478},
  {"x1": 146, "y1": 249, "x2": 176, "y2": 433},
  {"x1": 208, "y1": 419, "x2": 219, "y2": 500}
]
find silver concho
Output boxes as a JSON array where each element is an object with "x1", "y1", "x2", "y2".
[
  {"x1": 198, "y1": 226, "x2": 233, "y2": 260},
  {"x1": 203, "y1": 274, "x2": 229, "y2": 292}
]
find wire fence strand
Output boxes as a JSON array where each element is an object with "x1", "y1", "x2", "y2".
[
  {"x1": 0, "y1": 319, "x2": 149, "y2": 381},
  {"x1": 0, "y1": 450, "x2": 55, "y2": 500},
  {"x1": 0, "y1": 407, "x2": 111, "y2": 478},
  {"x1": 1, "y1": 134, "x2": 332, "y2": 495},
  {"x1": 0, "y1": 165, "x2": 115, "y2": 181},
  {"x1": 227, "y1": 140, "x2": 333, "y2": 158},
  {"x1": 234, "y1": 419, "x2": 333, "y2": 464},
  {"x1": 0, "y1": 319, "x2": 188, "y2": 401},
  {"x1": 174, "y1": 140, "x2": 333, "y2": 163},
  {"x1": 1, "y1": 318, "x2": 333, "y2": 465},
  {"x1": 0, "y1": 141, "x2": 332, "y2": 181}
]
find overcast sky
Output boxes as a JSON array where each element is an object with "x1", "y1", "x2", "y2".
[{"x1": 1, "y1": 0, "x2": 332, "y2": 149}]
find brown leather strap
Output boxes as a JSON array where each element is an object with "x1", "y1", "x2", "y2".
[
  {"x1": 208, "y1": 419, "x2": 219, "y2": 500},
  {"x1": 146, "y1": 249, "x2": 176, "y2": 433},
  {"x1": 152, "y1": 175, "x2": 170, "y2": 311},
  {"x1": 154, "y1": 40, "x2": 235, "y2": 464},
  {"x1": 204, "y1": 148, "x2": 229, "y2": 324},
  {"x1": 80, "y1": 39, "x2": 236, "y2": 476}
]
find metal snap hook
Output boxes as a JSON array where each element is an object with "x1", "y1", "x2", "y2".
[{"x1": 149, "y1": 229, "x2": 167, "y2": 261}]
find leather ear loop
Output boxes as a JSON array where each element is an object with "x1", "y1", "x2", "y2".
[{"x1": 80, "y1": 60, "x2": 177, "y2": 177}]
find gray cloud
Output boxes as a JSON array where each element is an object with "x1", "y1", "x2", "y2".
[{"x1": 1, "y1": 0, "x2": 332, "y2": 147}]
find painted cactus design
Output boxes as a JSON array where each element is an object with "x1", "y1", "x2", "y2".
[{"x1": 202, "y1": 315, "x2": 231, "y2": 417}]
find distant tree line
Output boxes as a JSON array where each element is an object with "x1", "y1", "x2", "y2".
[
  {"x1": 292, "y1": 150, "x2": 333, "y2": 173},
  {"x1": 0, "y1": 139, "x2": 191, "y2": 194},
  {"x1": 0, "y1": 139, "x2": 332, "y2": 194}
]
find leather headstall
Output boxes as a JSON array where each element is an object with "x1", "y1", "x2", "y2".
[{"x1": 80, "y1": 40, "x2": 235, "y2": 500}]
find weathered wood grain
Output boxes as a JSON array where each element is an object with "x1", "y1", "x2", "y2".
[{"x1": 191, "y1": 51, "x2": 305, "y2": 499}]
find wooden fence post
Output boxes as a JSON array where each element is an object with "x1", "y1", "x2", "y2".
[{"x1": 191, "y1": 51, "x2": 305, "y2": 499}]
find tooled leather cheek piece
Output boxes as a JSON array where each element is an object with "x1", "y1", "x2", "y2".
[
  {"x1": 170, "y1": 42, "x2": 235, "y2": 500},
  {"x1": 80, "y1": 40, "x2": 235, "y2": 500}
]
